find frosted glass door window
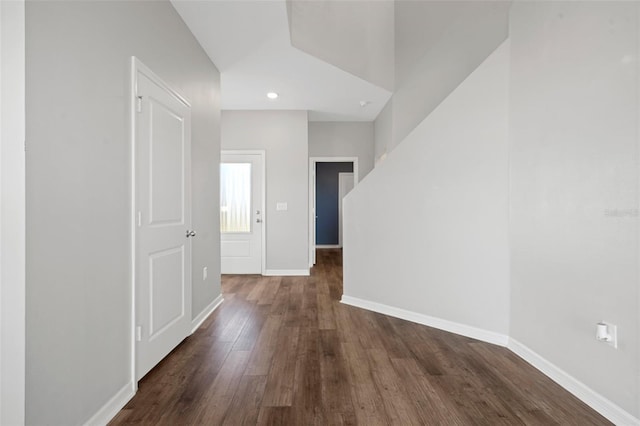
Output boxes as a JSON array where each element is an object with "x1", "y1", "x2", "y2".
[{"x1": 220, "y1": 163, "x2": 251, "y2": 233}]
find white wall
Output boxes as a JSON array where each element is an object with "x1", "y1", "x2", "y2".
[
  {"x1": 373, "y1": 99, "x2": 392, "y2": 164},
  {"x1": 374, "y1": 1, "x2": 509, "y2": 157},
  {"x1": 288, "y1": 0, "x2": 394, "y2": 91},
  {"x1": 509, "y1": 2, "x2": 639, "y2": 418},
  {"x1": 26, "y1": 1, "x2": 221, "y2": 424},
  {"x1": 344, "y1": 41, "x2": 510, "y2": 338},
  {"x1": 222, "y1": 110, "x2": 309, "y2": 273},
  {"x1": 0, "y1": 0, "x2": 26, "y2": 424},
  {"x1": 308, "y1": 121, "x2": 375, "y2": 179}
]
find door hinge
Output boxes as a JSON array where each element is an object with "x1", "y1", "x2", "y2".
[
  {"x1": 137, "y1": 211, "x2": 142, "y2": 227},
  {"x1": 136, "y1": 325, "x2": 142, "y2": 342},
  {"x1": 136, "y1": 96, "x2": 143, "y2": 113}
]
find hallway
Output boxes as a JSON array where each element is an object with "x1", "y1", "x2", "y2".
[{"x1": 111, "y1": 249, "x2": 609, "y2": 425}]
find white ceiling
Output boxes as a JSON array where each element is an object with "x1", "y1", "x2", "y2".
[{"x1": 171, "y1": 0, "x2": 392, "y2": 121}]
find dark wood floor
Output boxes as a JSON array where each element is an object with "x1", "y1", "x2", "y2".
[{"x1": 111, "y1": 249, "x2": 610, "y2": 425}]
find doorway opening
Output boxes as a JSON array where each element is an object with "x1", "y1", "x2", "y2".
[
  {"x1": 308, "y1": 157, "x2": 359, "y2": 267},
  {"x1": 316, "y1": 162, "x2": 353, "y2": 248}
]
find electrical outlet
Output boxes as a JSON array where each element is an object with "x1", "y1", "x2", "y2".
[
  {"x1": 203, "y1": 266, "x2": 208, "y2": 281},
  {"x1": 596, "y1": 321, "x2": 618, "y2": 349}
]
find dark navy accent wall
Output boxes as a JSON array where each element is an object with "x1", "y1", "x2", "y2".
[{"x1": 315, "y1": 162, "x2": 354, "y2": 245}]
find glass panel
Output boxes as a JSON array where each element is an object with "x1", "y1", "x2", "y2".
[{"x1": 220, "y1": 163, "x2": 251, "y2": 233}]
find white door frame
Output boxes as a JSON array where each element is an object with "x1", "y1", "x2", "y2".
[
  {"x1": 308, "y1": 157, "x2": 358, "y2": 267},
  {"x1": 130, "y1": 57, "x2": 194, "y2": 387},
  {"x1": 221, "y1": 150, "x2": 266, "y2": 275},
  {"x1": 0, "y1": 1, "x2": 26, "y2": 423}
]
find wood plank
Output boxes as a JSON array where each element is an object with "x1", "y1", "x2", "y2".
[
  {"x1": 213, "y1": 296, "x2": 254, "y2": 343},
  {"x1": 232, "y1": 304, "x2": 270, "y2": 352},
  {"x1": 318, "y1": 330, "x2": 356, "y2": 423},
  {"x1": 429, "y1": 367, "x2": 524, "y2": 426},
  {"x1": 299, "y1": 279, "x2": 319, "y2": 329},
  {"x1": 291, "y1": 327, "x2": 324, "y2": 425},
  {"x1": 366, "y1": 348, "x2": 422, "y2": 424},
  {"x1": 154, "y1": 341, "x2": 234, "y2": 421},
  {"x1": 258, "y1": 276, "x2": 281, "y2": 306},
  {"x1": 256, "y1": 407, "x2": 292, "y2": 425},
  {"x1": 283, "y1": 277, "x2": 304, "y2": 327},
  {"x1": 261, "y1": 326, "x2": 300, "y2": 406},
  {"x1": 246, "y1": 278, "x2": 267, "y2": 302},
  {"x1": 269, "y1": 280, "x2": 290, "y2": 316},
  {"x1": 245, "y1": 314, "x2": 282, "y2": 376},
  {"x1": 221, "y1": 375, "x2": 267, "y2": 425},
  {"x1": 317, "y1": 291, "x2": 336, "y2": 330},
  {"x1": 340, "y1": 341, "x2": 389, "y2": 425},
  {"x1": 391, "y1": 357, "x2": 472, "y2": 425},
  {"x1": 191, "y1": 350, "x2": 251, "y2": 424}
]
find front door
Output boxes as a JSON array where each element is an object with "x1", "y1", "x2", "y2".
[
  {"x1": 220, "y1": 152, "x2": 263, "y2": 274},
  {"x1": 134, "y1": 61, "x2": 192, "y2": 380}
]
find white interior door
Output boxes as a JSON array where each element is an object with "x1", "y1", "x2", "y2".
[
  {"x1": 338, "y1": 172, "x2": 355, "y2": 247},
  {"x1": 134, "y1": 63, "x2": 192, "y2": 381},
  {"x1": 220, "y1": 152, "x2": 264, "y2": 274}
]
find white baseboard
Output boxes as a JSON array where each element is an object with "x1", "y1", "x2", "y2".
[
  {"x1": 316, "y1": 245, "x2": 341, "y2": 249},
  {"x1": 340, "y1": 295, "x2": 509, "y2": 347},
  {"x1": 83, "y1": 381, "x2": 135, "y2": 426},
  {"x1": 191, "y1": 294, "x2": 224, "y2": 334},
  {"x1": 263, "y1": 269, "x2": 310, "y2": 276},
  {"x1": 508, "y1": 339, "x2": 640, "y2": 426}
]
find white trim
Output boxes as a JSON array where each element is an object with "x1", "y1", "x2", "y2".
[
  {"x1": 309, "y1": 157, "x2": 360, "y2": 182},
  {"x1": 221, "y1": 150, "x2": 267, "y2": 275},
  {"x1": 128, "y1": 57, "x2": 137, "y2": 394},
  {"x1": 191, "y1": 294, "x2": 224, "y2": 334},
  {"x1": 132, "y1": 58, "x2": 191, "y2": 108},
  {"x1": 508, "y1": 339, "x2": 640, "y2": 426},
  {"x1": 636, "y1": 3, "x2": 640, "y2": 416},
  {"x1": 309, "y1": 159, "x2": 315, "y2": 267},
  {"x1": 337, "y1": 172, "x2": 354, "y2": 248},
  {"x1": 263, "y1": 269, "x2": 310, "y2": 277},
  {"x1": 82, "y1": 382, "x2": 135, "y2": 426},
  {"x1": 340, "y1": 295, "x2": 509, "y2": 347},
  {"x1": 0, "y1": 1, "x2": 26, "y2": 424},
  {"x1": 309, "y1": 157, "x2": 359, "y2": 268},
  {"x1": 316, "y1": 244, "x2": 341, "y2": 249}
]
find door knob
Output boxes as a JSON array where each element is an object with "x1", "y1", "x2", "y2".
[
  {"x1": 256, "y1": 218, "x2": 262, "y2": 223},
  {"x1": 186, "y1": 230, "x2": 196, "y2": 238}
]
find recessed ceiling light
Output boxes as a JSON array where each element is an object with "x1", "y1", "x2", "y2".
[{"x1": 267, "y1": 92, "x2": 279, "y2": 100}]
